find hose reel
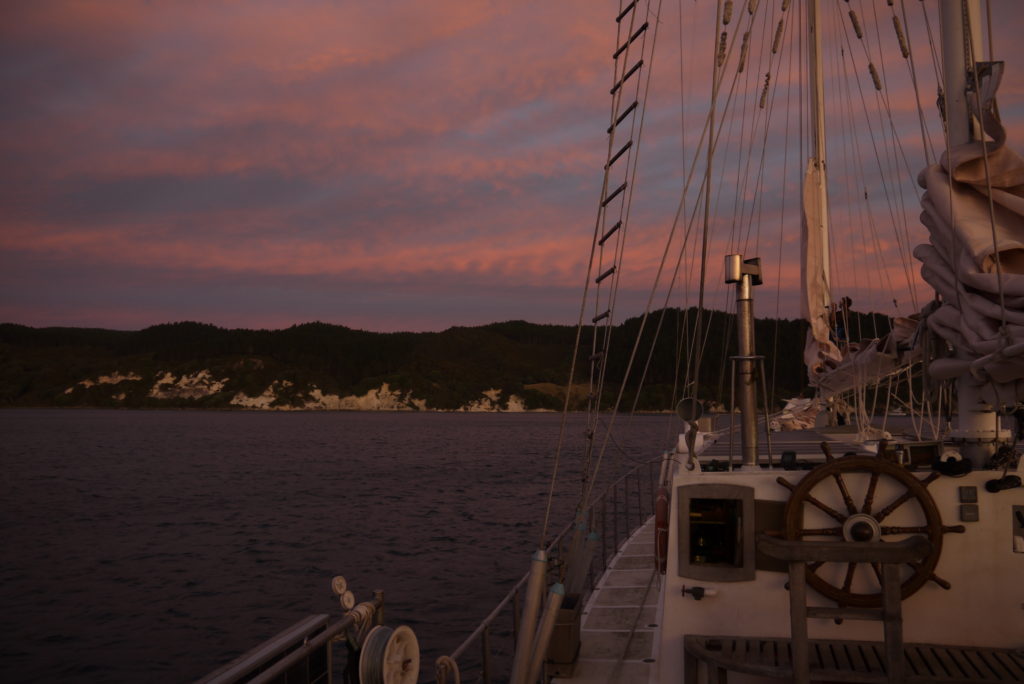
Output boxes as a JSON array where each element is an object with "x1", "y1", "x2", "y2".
[{"x1": 359, "y1": 624, "x2": 419, "y2": 684}]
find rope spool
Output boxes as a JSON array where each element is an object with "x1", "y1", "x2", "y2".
[
  {"x1": 359, "y1": 625, "x2": 419, "y2": 684},
  {"x1": 723, "y1": 0, "x2": 733, "y2": 26}
]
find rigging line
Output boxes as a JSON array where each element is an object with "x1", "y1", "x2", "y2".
[
  {"x1": 634, "y1": 2, "x2": 757, "y2": 404},
  {"x1": 727, "y1": 12, "x2": 766, "y2": 255},
  {"x1": 965, "y1": 15, "x2": 1009, "y2": 333},
  {"x1": 582, "y1": 33, "x2": 652, "y2": 509},
  {"x1": 668, "y1": 0, "x2": 691, "y2": 431},
  {"x1": 591, "y1": 47, "x2": 648, "y2": 432},
  {"x1": 835, "y1": 8, "x2": 920, "y2": 312},
  {"x1": 580, "y1": 0, "x2": 666, "y2": 514},
  {"x1": 866, "y1": 0, "x2": 921, "y2": 292},
  {"x1": 747, "y1": 2, "x2": 797, "y2": 257},
  {"x1": 837, "y1": 9, "x2": 882, "y2": 316},
  {"x1": 711, "y1": 4, "x2": 768, "y2": 259},
  {"x1": 869, "y1": 5, "x2": 937, "y2": 312},
  {"x1": 696, "y1": 8, "x2": 770, "y2": 373},
  {"x1": 985, "y1": 0, "x2": 993, "y2": 64},
  {"x1": 830, "y1": 9, "x2": 865, "y2": 315},
  {"x1": 692, "y1": 0, "x2": 726, "y2": 408},
  {"x1": 586, "y1": 1, "x2": 647, "y2": 433},
  {"x1": 918, "y1": 0, "x2": 943, "y2": 100},
  {"x1": 836, "y1": 37, "x2": 898, "y2": 311},
  {"x1": 540, "y1": 0, "x2": 645, "y2": 546},
  {"x1": 738, "y1": 0, "x2": 777, "y2": 255},
  {"x1": 853, "y1": 0, "x2": 921, "y2": 312},
  {"x1": 936, "y1": 9, "x2": 967, "y2": 336},
  {"x1": 899, "y1": 0, "x2": 937, "y2": 166},
  {"x1": 770, "y1": 0, "x2": 799, "y2": 408},
  {"x1": 599, "y1": 0, "x2": 661, "y2": 421}
]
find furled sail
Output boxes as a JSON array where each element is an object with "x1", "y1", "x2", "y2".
[
  {"x1": 914, "y1": 62, "x2": 1024, "y2": 396},
  {"x1": 801, "y1": 158, "x2": 843, "y2": 383}
]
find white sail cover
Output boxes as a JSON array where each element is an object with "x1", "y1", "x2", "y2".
[
  {"x1": 810, "y1": 316, "x2": 921, "y2": 398},
  {"x1": 801, "y1": 158, "x2": 843, "y2": 381},
  {"x1": 914, "y1": 63, "x2": 1024, "y2": 395}
]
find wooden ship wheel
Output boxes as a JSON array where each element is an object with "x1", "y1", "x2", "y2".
[{"x1": 777, "y1": 449, "x2": 965, "y2": 608}]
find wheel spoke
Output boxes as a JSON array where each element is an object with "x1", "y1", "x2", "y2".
[
  {"x1": 880, "y1": 525, "x2": 929, "y2": 535},
  {"x1": 832, "y1": 472, "x2": 858, "y2": 515},
  {"x1": 841, "y1": 562, "x2": 857, "y2": 593},
  {"x1": 927, "y1": 571, "x2": 951, "y2": 590},
  {"x1": 906, "y1": 562, "x2": 951, "y2": 590},
  {"x1": 802, "y1": 493, "x2": 847, "y2": 524},
  {"x1": 874, "y1": 490, "x2": 915, "y2": 523},
  {"x1": 862, "y1": 471, "x2": 880, "y2": 514},
  {"x1": 869, "y1": 562, "x2": 883, "y2": 588},
  {"x1": 781, "y1": 457, "x2": 945, "y2": 608}
]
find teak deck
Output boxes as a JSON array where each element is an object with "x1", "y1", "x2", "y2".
[{"x1": 683, "y1": 634, "x2": 1024, "y2": 683}]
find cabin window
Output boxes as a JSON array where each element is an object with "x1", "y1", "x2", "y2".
[
  {"x1": 677, "y1": 484, "x2": 756, "y2": 581},
  {"x1": 689, "y1": 498, "x2": 742, "y2": 567}
]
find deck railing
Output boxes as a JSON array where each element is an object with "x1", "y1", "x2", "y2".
[{"x1": 433, "y1": 455, "x2": 666, "y2": 684}]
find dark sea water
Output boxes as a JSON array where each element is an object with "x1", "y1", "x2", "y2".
[{"x1": 0, "y1": 409, "x2": 676, "y2": 683}]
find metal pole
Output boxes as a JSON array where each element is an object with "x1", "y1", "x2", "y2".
[
  {"x1": 601, "y1": 496, "x2": 608, "y2": 566},
  {"x1": 736, "y1": 272, "x2": 758, "y2": 467},
  {"x1": 481, "y1": 625, "x2": 491, "y2": 684},
  {"x1": 759, "y1": 357, "x2": 774, "y2": 467},
  {"x1": 512, "y1": 589, "x2": 521, "y2": 645},
  {"x1": 808, "y1": 0, "x2": 831, "y2": 297},
  {"x1": 612, "y1": 486, "x2": 620, "y2": 551},
  {"x1": 729, "y1": 359, "x2": 736, "y2": 471},
  {"x1": 940, "y1": 0, "x2": 1001, "y2": 466}
]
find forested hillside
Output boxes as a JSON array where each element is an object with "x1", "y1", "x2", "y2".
[{"x1": 0, "y1": 309, "x2": 891, "y2": 411}]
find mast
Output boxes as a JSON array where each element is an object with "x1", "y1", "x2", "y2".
[
  {"x1": 808, "y1": 0, "x2": 831, "y2": 304},
  {"x1": 940, "y1": 0, "x2": 1004, "y2": 466}
]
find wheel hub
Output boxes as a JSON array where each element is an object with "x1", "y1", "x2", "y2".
[{"x1": 843, "y1": 513, "x2": 881, "y2": 542}]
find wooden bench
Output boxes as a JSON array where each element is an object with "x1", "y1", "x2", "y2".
[{"x1": 682, "y1": 536, "x2": 1024, "y2": 683}]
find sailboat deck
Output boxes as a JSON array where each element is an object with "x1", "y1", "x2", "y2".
[
  {"x1": 698, "y1": 426, "x2": 874, "y2": 466},
  {"x1": 551, "y1": 518, "x2": 661, "y2": 684}
]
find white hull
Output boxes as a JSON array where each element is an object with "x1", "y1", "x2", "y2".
[{"x1": 659, "y1": 459, "x2": 1024, "y2": 683}]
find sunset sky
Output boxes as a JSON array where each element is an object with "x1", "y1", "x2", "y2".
[{"x1": 3, "y1": 1, "x2": 1024, "y2": 332}]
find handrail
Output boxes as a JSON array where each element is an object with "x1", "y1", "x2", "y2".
[{"x1": 435, "y1": 454, "x2": 666, "y2": 684}]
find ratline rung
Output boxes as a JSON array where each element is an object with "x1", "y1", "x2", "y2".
[
  {"x1": 610, "y1": 60, "x2": 643, "y2": 94},
  {"x1": 599, "y1": 221, "x2": 622, "y2": 246},
  {"x1": 613, "y1": 22, "x2": 649, "y2": 59},
  {"x1": 607, "y1": 101, "x2": 638, "y2": 133},
  {"x1": 592, "y1": 310, "x2": 611, "y2": 324},
  {"x1": 589, "y1": 351, "x2": 604, "y2": 362},
  {"x1": 615, "y1": 1, "x2": 637, "y2": 23},
  {"x1": 595, "y1": 266, "x2": 616, "y2": 284},
  {"x1": 605, "y1": 140, "x2": 633, "y2": 169},
  {"x1": 601, "y1": 182, "x2": 627, "y2": 207}
]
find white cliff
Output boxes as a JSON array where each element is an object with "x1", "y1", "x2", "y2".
[
  {"x1": 458, "y1": 388, "x2": 527, "y2": 412},
  {"x1": 148, "y1": 370, "x2": 229, "y2": 400},
  {"x1": 64, "y1": 372, "x2": 143, "y2": 394}
]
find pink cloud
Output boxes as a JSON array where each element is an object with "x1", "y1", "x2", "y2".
[{"x1": 3, "y1": 1, "x2": 1024, "y2": 331}]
